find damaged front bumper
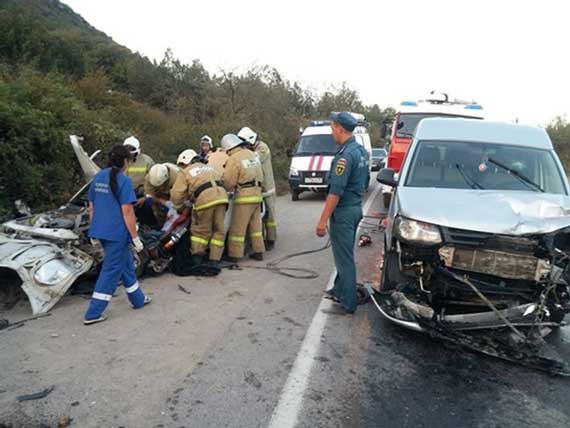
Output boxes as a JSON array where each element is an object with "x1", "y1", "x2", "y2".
[
  {"x1": 374, "y1": 227, "x2": 570, "y2": 375},
  {"x1": 0, "y1": 236, "x2": 93, "y2": 314}
]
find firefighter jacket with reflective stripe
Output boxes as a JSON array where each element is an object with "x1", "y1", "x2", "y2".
[
  {"x1": 144, "y1": 163, "x2": 181, "y2": 200},
  {"x1": 223, "y1": 146, "x2": 264, "y2": 204},
  {"x1": 126, "y1": 153, "x2": 155, "y2": 192},
  {"x1": 171, "y1": 162, "x2": 229, "y2": 212},
  {"x1": 255, "y1": 141, "x2": 276, "y2": 194}
]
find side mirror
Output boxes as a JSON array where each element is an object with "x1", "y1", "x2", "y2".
[
  {"x1": 286, "y1": 149, "x2": 294, "y2": 158},
  {"x1": 377, "y1": 168, "x2": 398, "y2": 187}
]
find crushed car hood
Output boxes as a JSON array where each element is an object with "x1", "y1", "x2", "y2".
[{"x1": 397, "y1": 188, "x2": 570, "y2": 235}]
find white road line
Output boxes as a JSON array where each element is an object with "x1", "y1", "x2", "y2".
[{"x1": 268, "y1": 180, "x2": 382, "y2": 428}]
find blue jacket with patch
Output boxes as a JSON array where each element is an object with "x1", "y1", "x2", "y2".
[{"x1": 327, "y1": 137, "x2": 370, "y2": 208}]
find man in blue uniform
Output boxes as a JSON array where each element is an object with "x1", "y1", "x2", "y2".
[{"x1": 316, "y1": 112, "x2": 370, "y2": 314}]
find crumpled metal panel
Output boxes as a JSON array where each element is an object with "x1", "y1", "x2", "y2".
[
  {"x1": 0, "y1": 236, "x2": 92, "y2": 314},
  {"x1": 397, "y1": 187, "x2": 570, "y2": 235}
]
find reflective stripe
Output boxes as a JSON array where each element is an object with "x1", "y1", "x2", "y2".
[
  {"x1": 228, "y1": 235, "x2": 245, "y2": 243},
  {"x1": 194, "y1": 198, "x2": 229, "y2": 211},
  {"x1": 127, "y1": 167, "x2": 147, "y2": 173},
  {"x1": 210, "y1": 239, "x2": 225, "y2": 247},
  {"x1": 191, "y1": 236, "x2": 209, "y2": 246},
  {"x1": 267, "y1": 220, "x2": 277, "y2": 227},
  {"x1": 250, "y1": 232, "x2": 263, "y2": 238},
  {"x1": 234, "y1": 195, "x2": 263, "y2": 204},
  {"x1": 92, "y1": 292, "x2": 112, "y2": 301},
  {"x1": 125, "y1": 282, "x2": 139, "y2": 294}
]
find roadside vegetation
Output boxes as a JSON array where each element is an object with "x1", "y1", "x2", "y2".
[{"x1": 1, "y1": 0, "x2": 568, "y2": 221}]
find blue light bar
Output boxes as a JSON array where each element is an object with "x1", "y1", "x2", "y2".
[
  {"x1": 309, "y1": 120, "x2": 331, "y2": 126},
  {"x1": 465, "y1": 103, "x2": 483, "y2": 110},
  {"x1": 400, "y1": 101, "x2": 418, "y2": 107}
]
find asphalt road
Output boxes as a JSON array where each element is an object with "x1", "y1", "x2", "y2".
[{"x1": 1, "y1": 177, "x2": 570, "y2": 428}]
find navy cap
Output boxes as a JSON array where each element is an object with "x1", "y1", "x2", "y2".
[{"x1": 329, "y1": 111, "x2": 358, "y2": 132}]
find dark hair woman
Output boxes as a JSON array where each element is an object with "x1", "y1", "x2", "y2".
[{"x1": 84, "y1": 145, "x2": 151, "y2": 325}]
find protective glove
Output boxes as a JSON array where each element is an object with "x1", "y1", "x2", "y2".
[
  {"x1": 132, "y1": 236, "x2": 144, "y2": 253},
  {"x1": 90, "y1": 238, "x2": 99, "y2": 246}
]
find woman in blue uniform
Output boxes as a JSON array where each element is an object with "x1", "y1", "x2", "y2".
[{"x1": 84, "y1": 145, "x2": 151, "y2": 325}]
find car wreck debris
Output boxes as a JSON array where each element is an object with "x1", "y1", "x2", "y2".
[{"x1": 16, "y1": 386, "x2": 55, "y2": 402}]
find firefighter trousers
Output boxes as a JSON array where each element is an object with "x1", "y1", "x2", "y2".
[
  {"x1": 191, "y1": 204, "x2": 227, "y2": 261},
  {"x1": 263, "y1": 194, "x2": 277, "y2": 242},
  {"x1": 228, "y1": 203, "x2": 265, "y2": 258}
]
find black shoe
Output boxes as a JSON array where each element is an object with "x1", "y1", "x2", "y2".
[
  {"x1": 249, "y1": 252, "x2": 264, "y2": 261},
  {"x1": 265, "y1": 240, "x2": 275, "y2": 251},
  {"x1": 222, "y1": 255, "x2": 239, "y2": 264}
]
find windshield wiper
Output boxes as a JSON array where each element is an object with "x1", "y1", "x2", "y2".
[
  {"x1": 487, "y1": 158, "x2": 545, "y2": 193},
  {"x1": 455, "y1": 164, "x2": 484, "y2": 189}
]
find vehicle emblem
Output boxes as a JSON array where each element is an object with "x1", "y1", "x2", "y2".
[{"x1": 312, "y1": 172, "x2": 316, "y2": 177}]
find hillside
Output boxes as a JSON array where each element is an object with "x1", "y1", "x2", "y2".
[{"x1": 0, "y1": 0, "x2": 395, "y2": 221}]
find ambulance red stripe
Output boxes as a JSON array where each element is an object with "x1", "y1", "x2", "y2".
[
  {"x1": 316, "y1": 155, "x2": 324, "y2": 171},
  {"x1": 308, "y1": 156, "x2": 316, "y2": 171}
]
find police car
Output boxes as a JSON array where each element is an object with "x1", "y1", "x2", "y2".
[{"x1": 287, "y1": 113, "x2": 372, "y2": 201}]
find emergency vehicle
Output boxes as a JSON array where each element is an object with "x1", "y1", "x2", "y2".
[
  {"x1": 288, "y1": 113, "x2": 372, "y2": 201},
  {"x1": 381, "y1": 92, "x2": 484, "y2": 207}
]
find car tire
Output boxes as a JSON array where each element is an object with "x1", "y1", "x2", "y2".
[{"x1": 291, "y1": 191, "x2": 300, "y2": 201}]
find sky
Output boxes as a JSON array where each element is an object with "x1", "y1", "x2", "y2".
[{"x1": 64, "y1": 0, "x2": 570, "y2": 126}]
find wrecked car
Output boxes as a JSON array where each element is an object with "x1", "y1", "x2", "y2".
[
  {"x1": 0, "y1": 136, "x2": 176, "y2": 315},
  {"x1": 374, "y1": 118, "x2": 570, "y2": 374}
]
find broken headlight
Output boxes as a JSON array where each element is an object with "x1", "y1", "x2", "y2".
[
  {"x1": 395, "y1": 217, "x2": 442, "y2": 245},
  {"x1": 34, "y1": 259, "x2": 73, "y2": 286}
]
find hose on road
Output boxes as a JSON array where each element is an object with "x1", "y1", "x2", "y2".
[{"x1": 237, "y1": 238, "x2": 332, "y2": 279}]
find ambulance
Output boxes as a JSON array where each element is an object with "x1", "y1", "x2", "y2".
[
  {"x1": 287, "y1": 113, "x2": 372, "y2": 201},
  {"x1": 381, "y1": 92, "x2": 484, "y2": 207}
]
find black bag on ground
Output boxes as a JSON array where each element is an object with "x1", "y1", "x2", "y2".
[{"x1": 171, "y1": 230, "x2": 220, "y2": 277}]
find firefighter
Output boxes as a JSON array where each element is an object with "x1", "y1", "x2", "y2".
[
  {"x1": 144, "y1": 163, "x2": 181, "y2": 228},
  {"x1": 123, "y1": 136, "x2": 156, "y2": 226},
  {"x1": 84, "y1": 145, "x2": 151, "y2": 325},
  {"x1": 237, "y1": 127, "x2": 277, "y2": 251},
  {"x1": 198, "y1": 135, "x2": 213, "y2": 163},
  {"x1": 171, "y1": 149, "x2": 229, "y2": 264},
  {"x1": 123, "y1": 136, "x2": 155, "y2": 195},
  {"x1": 220, "y1": 134, "x2": 265, "y2": 262},
  {"x1": 316, "y1": 112, "x2": 370, "y2": 315}
]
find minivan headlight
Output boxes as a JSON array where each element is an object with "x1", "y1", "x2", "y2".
[
  {"x1": 395, "y1": 217, "x2": 442, "y2": 245},
  {"x1": 289, "y1": 167, "x2": 299, "y2": 177}
]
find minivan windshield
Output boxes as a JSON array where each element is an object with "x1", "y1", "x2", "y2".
[
  {"x1": 405, "y1": 140, "x2": 567, "y2": 195},
  {"x1": 294, "y1": 134, "x2": 337, "y2": 156}
]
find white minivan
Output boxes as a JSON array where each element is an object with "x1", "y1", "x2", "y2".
[{"x1": 287, "y1": 113, "x2": 372, "y2": 201}]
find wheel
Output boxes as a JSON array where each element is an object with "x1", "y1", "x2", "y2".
[
  {"x1": 291, "y1": 190, "x2": 300, "y2": 201},
  {"x1": 133, "y1": 249, "x2": 148, "y2": 277}
]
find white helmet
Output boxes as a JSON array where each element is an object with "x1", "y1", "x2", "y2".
[
  {"x1": 123, "y1": 136, "x2": 141, "y2": 156},
  {"x1": 177, "y1": 149, "x2": 198, "y2": 166},
  {"x1": 220, "y1": 134, "x2": 243, "y2": 152},
  {"x1": 237, "y1": 127, "x2": 257, "y2": 145},
  {"x1": 200, "y1": 135, "x2": 213, "y2": 147},
  {"x1": 148, "y1": 164, "x2": 169, "y2": 187}
]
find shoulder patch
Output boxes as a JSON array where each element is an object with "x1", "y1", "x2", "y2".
[{"x1": 335, "y1": 158, "x2": 347, "y2": 176}]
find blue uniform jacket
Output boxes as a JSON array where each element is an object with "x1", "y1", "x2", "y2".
[{"x1": 327, "y1": 137, "x2": 370, "y2": 208}]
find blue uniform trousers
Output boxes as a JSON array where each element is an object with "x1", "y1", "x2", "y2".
[
  {"x1": 85, "y1": 238, "x2": 145, "y2": 320},
  {"x1": 328, "y1": 205, "x2": 363, "y2": 313}
]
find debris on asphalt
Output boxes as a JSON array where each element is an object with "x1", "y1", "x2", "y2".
[
  {"x1": 177, "y1": 284, "x2": 191, "y2": 295},
  {"x1": 358, "y1": 234, "x2": 372, "y2": 247},
  {"x1": 51, "y1": 333, "x2": 59, "y2": 338},
  {"x1": 57, "y1": 415, "x2": 72, "y2": 427},
  {"x1": 16, "y1": 386, "x2": 55, "y2": 402},
  {"x1": 243, "y1": 371, "x2": 262, "y2": 389},
  {"x1": 1, "y1": 313, "x2": 52, "y2": 333}
]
